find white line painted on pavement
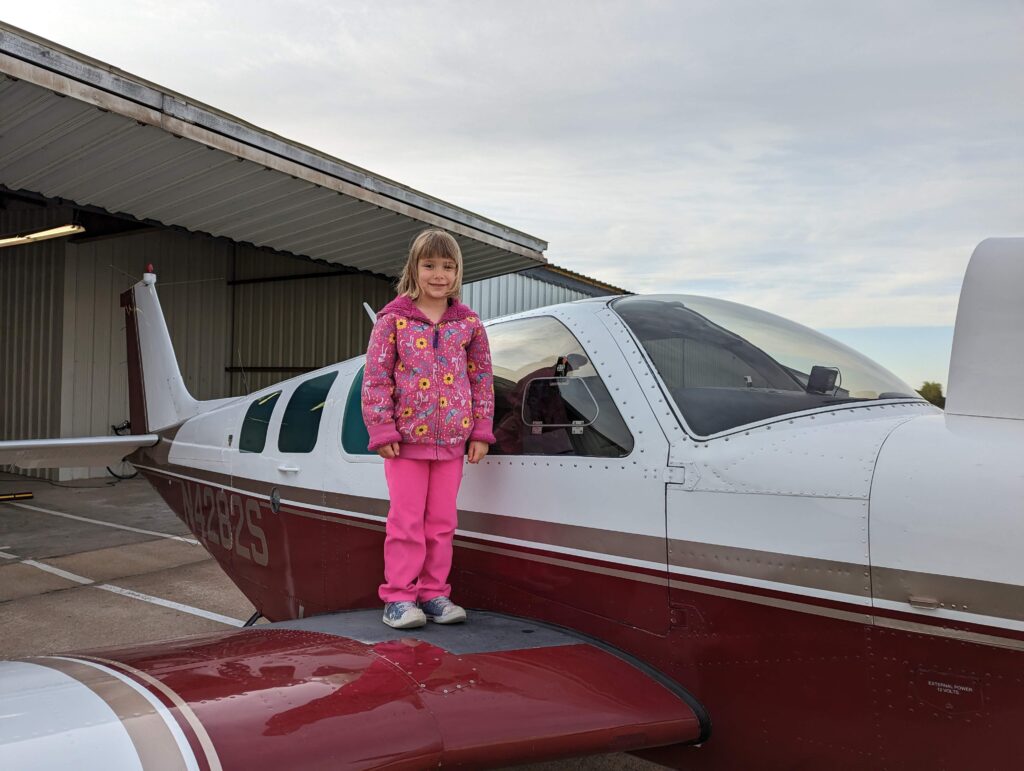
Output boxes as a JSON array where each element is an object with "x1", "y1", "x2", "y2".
[
  {"x1": 10, "y1": 557, "x2": 244, "y2": 627},
  {"x1": 0, "y1": 550, "x2": 17, "y2": 560},
  {"x1": 22, "y1": 559, "x2": 94, "y2": 585},
  {"x1": 12, "y1": 502, "x2": 199, "y2": 545},
  {"x1": 97, "y1": 585, "x2": 244, "y2": 627}
]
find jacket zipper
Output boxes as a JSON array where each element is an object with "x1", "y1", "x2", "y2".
[{"x1": 431, "y1": 323, "x2": 440, "y2": 451}]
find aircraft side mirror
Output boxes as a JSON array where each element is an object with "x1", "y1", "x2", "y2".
[{"x1": 806, "y1": 365, "x2": 840, "y2": 395}]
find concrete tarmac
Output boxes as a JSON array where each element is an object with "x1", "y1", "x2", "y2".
[{"x1": 0, "y1": 470, "x2": 663, "y2": 770}]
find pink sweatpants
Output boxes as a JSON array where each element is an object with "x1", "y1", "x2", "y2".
[{"x1": 379, "y1": 456, "x2": 464, "y2": 603}]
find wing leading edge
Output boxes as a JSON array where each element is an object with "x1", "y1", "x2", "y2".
[
  {"x1": 1, "y1": 610, "x2": 709, "y2": 769},
  {"x1": 0, "y1": 435, "x2": 158, "y2": 469}
]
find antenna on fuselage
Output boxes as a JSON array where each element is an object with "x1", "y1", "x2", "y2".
[{"x1": 362, "y1": 302, "x2": 377, "y2": 324}]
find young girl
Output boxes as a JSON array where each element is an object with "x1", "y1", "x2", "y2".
[{"x1": 361, "y1": 228, "x2": 494, "y2": 629}]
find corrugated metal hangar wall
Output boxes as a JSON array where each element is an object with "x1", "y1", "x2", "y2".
[
  {"x1": 1, "y1": 200, "x2": 393, "y2": 479},
  {"x1": 462, "y1": 272, "x2": 595, "y2": 320},
  {"x1": 0, "y1": 204, "x2": 69, "y2": 460}
]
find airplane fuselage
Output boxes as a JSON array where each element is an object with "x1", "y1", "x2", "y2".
[{"x1": 124, "y1": 290, "x2": 1024, "y2": 769}]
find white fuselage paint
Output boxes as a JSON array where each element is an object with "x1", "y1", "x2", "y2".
[{"x1": 157, "y1": 293, "x2": 1022, "y2": 641}]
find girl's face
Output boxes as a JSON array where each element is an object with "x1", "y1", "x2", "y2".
[{"x1": 417, "y1": 254, "x2": 458, "y2": 301}]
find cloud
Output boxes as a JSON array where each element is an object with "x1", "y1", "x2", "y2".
[{"x1": 6, "y1": 0, "x2": 1023, "y2": 341}]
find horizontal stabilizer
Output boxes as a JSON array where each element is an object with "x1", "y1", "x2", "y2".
[{"x1": 0, "y1": 435, "x2": 158, "y2": 469}]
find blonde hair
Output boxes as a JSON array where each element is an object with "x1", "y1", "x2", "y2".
[{"x1": 396, "y1": 229, "x2": 463, "y2": 299}]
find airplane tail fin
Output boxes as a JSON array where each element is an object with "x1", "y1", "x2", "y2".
[
  {"x1": 946, "y1": 238, "x2": 1024, "y2": 421},
  {"x1": 119, "y1": 270, "x2": 202, "y2": 433}
]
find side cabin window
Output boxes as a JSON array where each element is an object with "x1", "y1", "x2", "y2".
[
  {"x1": 239, "y1": 391, "x2": 281, "y2": 453},
  {"x1": 279, "y1": 372, "x2": 338, "y2": 453},
  {"x1": 341, "y1": 367, "x2": 374, "y2": 455},
  {"x1": 488, "y1": 316, "x2": 633, "y2": 458}
]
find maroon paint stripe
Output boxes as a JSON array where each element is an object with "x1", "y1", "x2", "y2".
[
  {"x1": 868, "y1": 604, "x2": 1024, "y2": 642},
  {"x1": 453, "y1": 531, "x2": 668, "y2": 579},
  {"x1": 76, "y1": 654, "x2": 215, "y2": 771},
  {"x1": 137, "y1": 466, "x2": 1024, "y2": 645},
  {"x1": 670, "y1": 571, "x2": 869, "y2": 613}
]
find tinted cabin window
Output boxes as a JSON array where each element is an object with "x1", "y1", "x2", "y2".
[
  {"x1": 612, "y1": 295, "x2": 920, "y2": 436},
  {"x1": 488, "y1": 316, "x2": 632, "y2": 458},
  {"x1": 279, "y1": 372, "x2": 338, "y2": 453},
  {"x1": 341, "y1": 367, "x2": 373, "y2": 455},
  {"x1": 239, "y1": 391, "x2": 281, "y2": 453}
]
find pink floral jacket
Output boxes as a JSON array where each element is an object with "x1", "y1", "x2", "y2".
[{"x1": 361, "y1": 295, "x2": 495, "y2": 460}]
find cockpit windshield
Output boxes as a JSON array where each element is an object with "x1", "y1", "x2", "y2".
[{"x1": 612, "y1": 295, "x2": 922, "y2": 436}]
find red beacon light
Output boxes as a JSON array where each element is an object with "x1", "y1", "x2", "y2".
[{"x1": 143, "y1": 263, "x2": 157, "y2": 286}]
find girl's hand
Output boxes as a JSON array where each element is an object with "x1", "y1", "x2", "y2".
[
  {"x1": 377, "y1": 443, "x2": 400, "y2": 459},
  {"x1": 467, "y1": 441, "x2": 489, "y2": 464}
]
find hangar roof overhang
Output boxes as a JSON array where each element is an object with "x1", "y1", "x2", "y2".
[{"x1": 0, "y1": 23, "x2": 547, "y2": 282}]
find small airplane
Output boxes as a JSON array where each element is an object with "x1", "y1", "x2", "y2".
[{"x1": 1, "y1": 238, "x2": 1022, "y2": 770}]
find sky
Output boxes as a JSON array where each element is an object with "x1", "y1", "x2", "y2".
[{"x1": 5, "y1": 1, "x2": 1022, "y2": 387}]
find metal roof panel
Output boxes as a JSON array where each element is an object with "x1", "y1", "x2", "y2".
[{"x1": 0, "y1": 24, "x2": 546, "y2": 278}]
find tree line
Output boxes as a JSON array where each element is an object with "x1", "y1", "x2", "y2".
[{"x1": 917, "y1": 382, "x2": 945, "y2": 408}]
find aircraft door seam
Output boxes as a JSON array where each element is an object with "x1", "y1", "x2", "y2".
[{"x1": 864, "y1": 414, "x2": 921, "y2": 614}]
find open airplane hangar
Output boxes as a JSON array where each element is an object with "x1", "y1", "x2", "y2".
[
  {"x1": 0, "y1": 22, "x2": 554, "y2": 482},
  {"x1": 0, "y1": 23, "x2": 647, "y2": 770}
]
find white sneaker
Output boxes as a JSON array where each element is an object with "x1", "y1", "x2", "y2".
[
  {"x1": 420, "y1": 596, "x2": 467, "y2": 624},
  {"x1": 382, "y1": 601, "x2": 426, "y2": 629}
]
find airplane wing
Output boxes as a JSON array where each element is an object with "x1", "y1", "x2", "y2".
[
  {"x1": 0, "y1": 435, "x2": 158, "y2": 469},
  {"x1": 1, "y1": 610, "x2": 710, "y2": 769}
]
